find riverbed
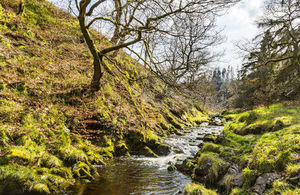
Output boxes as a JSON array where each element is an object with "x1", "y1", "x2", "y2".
[{"x1": 69, "y1": 125, "x2": 223, "y2": 195}]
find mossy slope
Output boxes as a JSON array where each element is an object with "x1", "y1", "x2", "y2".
[
  {"x1": 181, "y1": 103, "x2": 300, "y2": 194},
  {"x1": 0, "y1": 0, "x2": 208, "y2": 194}
]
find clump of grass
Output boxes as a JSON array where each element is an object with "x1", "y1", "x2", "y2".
[
  {"x1": 184, "y1": 183, "x2": 217, "y2": 195},
  {"x1": 242, "y1": 167, "x2": 257, "y2": 188}
]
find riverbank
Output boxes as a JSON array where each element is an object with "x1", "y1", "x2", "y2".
[
  {"x1": 0, "y1": 1, "x2": 210, "y2": 194},
  {"x1": 180, "y1": 103, "x2": 300, "y2": 194}
]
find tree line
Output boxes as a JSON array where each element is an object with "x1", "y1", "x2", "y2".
[{"x1": 232, "y1": 0, "x2": 300, "y2": 108}]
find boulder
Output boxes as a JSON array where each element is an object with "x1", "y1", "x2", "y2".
[
  {"x1": 114, "y1": 142, "x2": 130, "y2": 157},
  {"x1": 218, "y1": 164, "x2": 244, "y2": 191},
  {"x1": 253, "y1": 173, "x2": 279, "y2": 195}
]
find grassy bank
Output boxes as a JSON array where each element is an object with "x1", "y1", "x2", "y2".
[
  {"x1": 0, "y1": 0, "x2": 209, "y2": 194},
  {"x1": 180, "y1": 103, "x2": 300, "y2": 194}
]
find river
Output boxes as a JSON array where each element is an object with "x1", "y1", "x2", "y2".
[{"x1": 69, "y1": 125, "x2": 223, "y2": 195}]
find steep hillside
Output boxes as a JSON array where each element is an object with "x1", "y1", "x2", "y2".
[{"x1": 0, "y1": 0, "x2": 208, "y2": 194}]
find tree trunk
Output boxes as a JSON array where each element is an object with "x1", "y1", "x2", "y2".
[
  {"x1": 17, "y1": 0, "x2": 24, "y2": 15},
  {"x1": 91, "y1": 54, "x2": 103, "y2": 91},
  {"x1": 78, "y1": 4, "x2": 103, "y2": 91},
  {"x1": 110, "y1": 0, "x2": 122, "y2": 44}
]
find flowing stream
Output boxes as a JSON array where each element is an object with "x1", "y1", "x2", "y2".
[{"x1": 69, "y1": 125, "x2": 223, "y2": 195}]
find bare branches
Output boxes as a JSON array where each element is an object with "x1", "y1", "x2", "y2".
[
  {"x1": 86, "y1": 0, "x2": 106, "y2": 16},
  {"x1": 65, "y1": 0, "x2": 238, "y2": 90},
  {"x1": 101, "y1": 31, "x2": 142, "y2": 54}
]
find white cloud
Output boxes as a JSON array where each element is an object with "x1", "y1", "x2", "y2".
[{"x1": 213, "y1": 0, "x2": 264, "y2": 69}]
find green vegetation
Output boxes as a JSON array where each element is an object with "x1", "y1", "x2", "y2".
[
  {"x1": 194, "y1": 152, "x2": 229, "y2": 186},
  {"x1": 184, "y1": 183, "x2": 217, "y2": 195},
  {"x1": 183, "y1": 103, "x2": 300, "y2": 194},
  {"x1": 1, "y1": 0, "x2": 299, "y2": 195},
  {"x1": 0, "y1": 0, "x2": 209, "y2": 194}
]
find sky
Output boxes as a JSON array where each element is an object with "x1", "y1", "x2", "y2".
[
  {"x1": 214, "y1": 0, "x2": 265, "y2": 70},
  {"x1": 49, "y1": 0, "x2": 265, "y2": 70}
]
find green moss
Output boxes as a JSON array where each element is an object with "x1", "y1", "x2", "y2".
[
  {"x1": 0, "y1": 164, "x2": 73, "y2": 194},
  {"x1": 59, "y1": 146, "x2": 88, "y2": 164},
  {"x1": 238, "y1": 111, "x2": 257, "y2": 125},
  {"x1": 165, "y1": 113, "x2": 183, "y2": 129},
  {"x1": 50, "y1": 167, "x2": 73, "y2": 179},
  {"x1": 179, "y1": 159, "x2": 196, "y2": 174},
  {"x1": 40, "y1": 153, "x2": 63, "y2": 168},
  {"x1": 230, "y1": 188, "x2": 246, "y2": 195},
  {"x1": 286, "y1": 164, "x2": 300, "y2": 178},
  {"x1": 115, "y1": 141, "x2": 130, "y2": 157},
  {"x1": 265, "y1": 180, "x2": 300, "y2": 195},
  {"x1": 184, "y1": 107, "x2": 209, "y2": 125},
  {"x1": 4, "y1": 146, "x2": 37, "y2": 166},
  {"x1": 142, "y1": 146, "x2": 158, "y2": 157},
  {"x1": 184, "y1": 183, "x2": 217, "y2": 195},
  {"x1": 242, "y1": 167, "x2": 256, "y2": 187},
  {"x1": 167, "y1": 163, "x2": 177, "y2": 171},
  {"x1": 281, "y1": 188, "x2": 300, "y2": 195},
  {"x1": 249, "y1": 128, "x2": 295, "y2": 172},
  {"x1": 72, "y1": 162, "x2": 93, "y2": 179},
  {"x1": 220, "y1": 174, "x2": 235, "y2": 191},
  {"x1": 201, "y1": 143, "x2": 222, "y2": 153},
  {"x1": 159, "y1": 122, "x2": 169, "y2": 130},
  {"x1": 30, "y1": 183, "x2": 50, "y2": 194},
  {"x1": 194, "y1": 152, "x2": 229, "y2": 185}
]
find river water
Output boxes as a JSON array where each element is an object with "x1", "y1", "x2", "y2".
[{"x1": 69, "y1": 125, "x2": 223, "y2": 195}]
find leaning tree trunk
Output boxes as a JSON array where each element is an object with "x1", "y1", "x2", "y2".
[
  {"x1": 17, "y1": 0, "x2": 24, "y2": 15},
  {"x1": 78, "y1": 4, "x2": 103, "y2": 91}
]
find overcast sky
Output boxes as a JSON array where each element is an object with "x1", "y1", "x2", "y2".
[{"x1": 214, "y1": 0, "x2": 265, "y2": 70}]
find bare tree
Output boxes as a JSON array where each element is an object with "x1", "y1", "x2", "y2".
[
  {"x1": 67, "y1": 0, "x2": 238, "y2": 91},
  {"x1": 155, "y1": 15, "x2": 223, "y2": 87}
]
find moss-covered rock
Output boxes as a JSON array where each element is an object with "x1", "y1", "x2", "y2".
[
  {"x1": 202, "y1": 134, "x2": 218, "y2": 143},
  {"x1": 176, "y1": 159, "x2": 196, "y2": 175},
  {"x1": 4, "y1": 146, "x2": 37, "y2": 166},
  {"x1": 72, "y1": 162, "x2": 94, "y2": 180},
  {"x1": 141, "y1": 146, "x2": 159, "y2": 157},
  {"x1": 58, "y1": 146, "x2": 88, "y2": 165},
  {"x1": 125, "y1": 130, "x2": 170, "y2": 156},
  {"x1": 184, "y1": 183, "x2": 217, "y2": 195},
  {"x1": 201, "y1": 143, "x2": 222, "y2": 153},
  {"x1": 193, "y1": 152, "x2": 229, "y2": 186},
  {"x1": 114, "y1": 141, "x2": 130, "y2": 157},
  {"x1": 40, "y1": 153, "x2": 63, "y2": 168},
  {"x1": 0, "y1": 165, "x2": 75, "y2": 194},
  {"x1": 165, "y1": 113, "x2": 183, "y2": 130},
  {"x1": 147, "y1": 139, "x2": 170, "y2": 156}
]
